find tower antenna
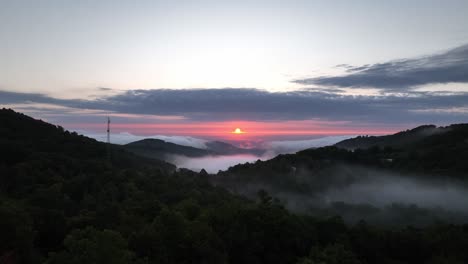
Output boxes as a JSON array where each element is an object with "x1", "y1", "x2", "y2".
[
  {"x1": 107, "y1": 116, "x2": 111, "y2": 144},
  {"x1": 107, "y1": 116, "x2": 111, "y2": 162}
]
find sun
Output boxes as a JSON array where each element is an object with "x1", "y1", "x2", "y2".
[{"x1": 232, "y1": 128, "x2": 244, "y2": 134}]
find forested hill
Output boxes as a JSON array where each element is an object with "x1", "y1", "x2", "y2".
[
  {"x1": 2, "y1": 109, "x2": 468, "y2": 264},
  {"x1": 124, "y1": 138, "x2": 211, "y2": 160},
  {"x1": 334, "y1": 124, "x2": 456, "y2": 150},
  {"x1": 218, "y1": 123, "x2": 468, "y2": 192},
  {"x1": 204, "y1": 141, "x2": 265, "y2": 156},
  {"x1": 332, "y1": 123, "x2": 468, "y2": 176},
  {"x1": 124, "y1": 138, "x2": 265, "y2": 161},
  {"x1": 0, "y1": 108, "x2": 175, "y2": 171},
  {"x1": 214, "y1": 123, "x2": 468, "y2": 225}
]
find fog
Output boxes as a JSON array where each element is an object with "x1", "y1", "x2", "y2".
[
  {"x1": 78, "y1": 129, "x2": 468, "y2": 225},
  {"x1": 170, "y1": 153, "x2": 275, "y2": 173},
  {"x1": 164, "y1": 136, "x2": 356, "y2": 172},
  {"x1": 218, "y1": 164, "x2": 468, "y2": 225},
  {"x1": 288, "y1": 167, "x2": 468, "y2": 212},
  {"x1": 321, "y1": 172, "x2": 468, "y2": 212}
]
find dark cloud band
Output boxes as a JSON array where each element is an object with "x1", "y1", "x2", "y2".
[
  {"x1": 294, "y1": 44, "x2": 468, "y2": 89},
  {"x1": 1, "y1": 88, "x2": 468, "y2": 125}
]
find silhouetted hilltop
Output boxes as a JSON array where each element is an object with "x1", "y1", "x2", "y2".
[
  {"x1": 125, "y1": 138, "x2": 211, "y2": 159},
  {"x1": 205, "y1": 140, "x2": 265, "y2": 156},
  {"x1": 124, "y1": 138, "x2": 266, "y2": 161},
  {"x1": 214, "y1": 123, "x2": 468, "y2": 224},
  {"x1": 219, "y1": 123, "x2": 468, "y2": 184},
  {"x1": 331, "y1": 124, "x2": 468, "y2": 175},
  {"x1": 0, "y1": 108, "x2": 175, "y2": 171},
  {"x1": 334, "y1": 125, "x2": 448, "y2": 150}
]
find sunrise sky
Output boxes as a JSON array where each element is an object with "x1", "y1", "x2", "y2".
[{"x1": 1, "y1": 0, "x2": 468, "y2": 145}]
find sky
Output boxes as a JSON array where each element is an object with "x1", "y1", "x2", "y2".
[{"x1": 1, "y1": 0, "x2": 468, "y2": 146}]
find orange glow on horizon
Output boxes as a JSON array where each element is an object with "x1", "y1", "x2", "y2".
[{"x1": 68, "y1": 119, "x2": 401, "y2": 140}]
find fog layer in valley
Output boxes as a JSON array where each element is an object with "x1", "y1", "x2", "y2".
[
  {"x1": 223, "y1": 165, "x2": 468, "y2": 225},
  {"x1": 82, "y1": 130, "x2": 468, "y2": 225},
  {"x1": 83, "y1": 131, "x2": 354, "y2": 171},
  {"x1": 167, "y1": 135, "x2": 354, "y2": 172},
  {"x1": 170, "y1": 154, "x2": 275, "y2": 173},
  {"x1": 321, "y1": 172, "x2": 468, "y2": 211}
]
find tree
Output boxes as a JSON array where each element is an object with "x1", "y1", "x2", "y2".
[
  {"x1": 46, "y1": 227, "x2": 133, "y2": 264},
  {"x1": 309, "y1": 243, "x2": 362, "y2": 264}
]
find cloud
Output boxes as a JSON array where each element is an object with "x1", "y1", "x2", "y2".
[
  {"x1": 321, "y1": 170, "x2": 468, "y2": 212},
  {"x1": 97, "y1": 87, "x2": 113, "y2": 91},
  {"x1": 0, "y1": 90, "x2": 67, "y2": 105},
  {"x1": 294, "y1": 44, "x2": 468, "y2": 89},
  {"x1": 170, "y1": 154, "x2": 274, "y2": 174},
  {"x1": 2, "y1": 88, "x2": 468, "y2": 125}
]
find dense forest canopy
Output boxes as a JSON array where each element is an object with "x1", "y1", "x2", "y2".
[{"x1": 1, "y1": 108, "x2": 468, "y2": 264}]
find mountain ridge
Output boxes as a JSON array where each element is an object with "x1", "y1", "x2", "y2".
[
  {"x1": 0, "y1": 108, "x2": 176, "y2": 171},
  {"x1": 334, "y1": 124, "x2": 451, "y2": 150},
  {"x1": 124, "y1": 138, "x2": 266, "y2": 161}
]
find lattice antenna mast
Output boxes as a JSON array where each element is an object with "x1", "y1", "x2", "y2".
[
  {"x1": 107, "y1": 116, "x2": 111, "y2": 162},
  {"x1": 107, "y1": 116, "x2": 111, "y2": 144}
]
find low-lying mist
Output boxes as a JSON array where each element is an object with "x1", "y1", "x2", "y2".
[
  {"x1": 321, "y1": 172, "x2": 468, "y2": 211},
  {"x1": 166, "y1": 136, "x2": 355, "y2": 172},
  {"x1": 169, "y1": 153, "x2": 275, "y2": 173},
  {"x1": 216, "y1": 164, "x2": 468, "y2": 226}
]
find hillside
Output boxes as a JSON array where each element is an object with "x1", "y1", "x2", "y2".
[
  {"x1": 333, "y1": 123, "x2": 468, "y2": 176},
  {"x1": 2, "y1": 109, "x2": 468, "y2": 264},
  {"x1": 0, "y1": 109, "x2": 176, "y2": 172},
  {"x1": 214, "y1": 124, "x2": 468, "y2": 224},
  {"x1": 124, "y1": 138, "x2": 265, "y2": 161},
  {"x1": 124, "y1": 138, "x2": 211, "y2": 160},
  {"x1": 205, "y1": 141, "x2": 265, "y2": 156},
  {"x1": 218, "y1": 123, "x2": 468, "y2": 189},
  {"x1": 334, "y1": 125, "x2": 448, "y2": 150}
]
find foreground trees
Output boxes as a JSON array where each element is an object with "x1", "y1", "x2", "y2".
[{"x1": 2, "y1": 109, "x2": 468, "y2": 263}]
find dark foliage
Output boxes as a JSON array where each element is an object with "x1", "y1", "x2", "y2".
[
  {"x1": 334, "y1": 124, "x2": 468, "y2": 176},
  {"x1": 1, "y1": 108, "x2": 468, "y2": 263},
  {"x1": 216, "y1": 124, "x2": 468, "y2": 200}
]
